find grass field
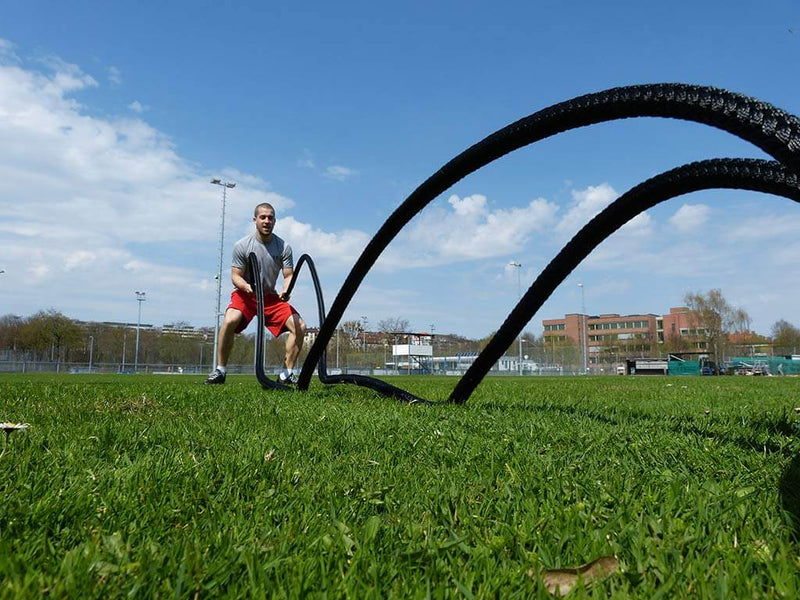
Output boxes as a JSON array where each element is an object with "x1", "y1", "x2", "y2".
[{"x1": 0, "y1": 373, "x2": 798, "y2": 598}]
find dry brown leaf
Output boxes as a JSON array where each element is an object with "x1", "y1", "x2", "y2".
[{"x1": 533, "y1": 555, "x2": 619, "y2": 596}]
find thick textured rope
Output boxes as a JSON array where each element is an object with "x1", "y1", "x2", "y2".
[
  {"x1": 278, "y1": 159, "x2": 800, "y2": 403},
  {"x1": 449, "y1": 158, "x2": 800, "y2": 403},
  {"x1": 257, "y1": 159, "x2": 800, "y2": 402},
  {"x1": 298, "y1": 84, "x2": 800, "y2": 396}
]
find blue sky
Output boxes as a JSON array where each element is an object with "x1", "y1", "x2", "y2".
[{"x1": 1, "y1": 0, "x2": 799, "y2": 338}]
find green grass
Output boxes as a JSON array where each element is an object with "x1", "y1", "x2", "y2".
[{"x1": 1, "y1": 374, "x2": 798, "y2": 598}]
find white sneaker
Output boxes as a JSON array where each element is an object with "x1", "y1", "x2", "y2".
[{"x1": 279, "y1": 373, "x2": 298, "y2": 386}]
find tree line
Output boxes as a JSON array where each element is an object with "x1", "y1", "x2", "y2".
[
  {"x1": 0, "y1": 310, "x2": 220, "y2": 370},
  {"x1": 1, "y1": 289, "x2": 798, "y2": 372}
]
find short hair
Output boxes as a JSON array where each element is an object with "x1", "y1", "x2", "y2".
[{"x1": 254, "y1": 202, "x2": 275, "y2": 217}]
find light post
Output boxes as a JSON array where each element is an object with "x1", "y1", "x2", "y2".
[
  {"x1": 199, "y1": 333, "x2": 208, "y2": 370},
  {"x1": 509, "y1": 261, "x2": 523, "y2": 374},
  {"x1": 578, "y1": 282, "x2": 588, "y2": 374},
  {"x1": 134, "y1": 291, "x2": 146, "y2": 373},
  {"x1": 88, "y1": 335, "x2": 94, "y2": 372},
  {"x1": 430, "y1": 323, "x2": 436, "y2": 373},
  {"x1": 336, "y1": 326, "x2": 340, "y2": 369},
  {"x1": 361, "y1": 316, "x2": 368, "y2": 354},
  {"x1": 210, "y1": 178, "x2": 236, "y2": 371},
  {"x1": 121, "y1": 327, "x2": 127, "y2": 372},
  {"x1": 431, "y1": 323, "x2": 436, "y2": 373}
]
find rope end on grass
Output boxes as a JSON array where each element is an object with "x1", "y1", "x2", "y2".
[{"x1": 530, "y1": 555, "x2": 620, "y2": 596}]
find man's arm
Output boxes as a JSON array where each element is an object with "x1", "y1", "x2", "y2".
[
  {"x1": 231, "y1": 266, "x2": 253, "y2": 295},
  {"x1": 278, "y1": 266, "x2": 293, "y2": 301}
]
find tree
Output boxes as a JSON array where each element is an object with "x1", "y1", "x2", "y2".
[
  {"x1": 340, "y1": 320, "x2": 364, "y2": 347},
  {"x1": 0, "y1": 314, "x2": 23, "y2": 354},
  {"x1": 19, "y1": 310, "x2": 82, "y2": 363},
  {"x1": 378, "y1": 317, "x2": 410, "y2": 346},
  {"x1": 660, "y1": 329, "x2": 692, "y2": 356},
  {"x1": 771, "y1": 319, "x2": 800, "y2": 354},
  {"x1": 683, "y1": 289, "x2": 750, "y2": 365}
]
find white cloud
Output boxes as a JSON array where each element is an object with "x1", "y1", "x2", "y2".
[
  {"x1": 127, "y1": 100, "x2": 147, "y2": 113},
  {"x1": 669, "y1": 203, "x2": 711, "y2": 232},
  {"x1": 726, "y1": 212, "x2": 800, "y2": 242},
  {"x1": 381, "y1": 193, "x2": 559, "y2": 267},
  {"x1": 0, "y1": 51, "x2": 300, "y2": 325},
  {"x1": 64, "y1": 250, "x2": 97, "y2": 271},
  {"x1": 35, "y1": 54, "x2": 98, "y2": 93},
  {"x1": 270, "y1": 191, "x2": 560, "y2": 274},
  {"x1": 0, "y1": 38, "x2": 19, "y2": 63},
  {"x1": 28, "y1": 265, "x2": 50, "y2": 280},
  {"x1": 278, "y1": 217, "x2": 370, "y2": 267},
  {"x1": 108, "y1": 65, "x2": 122, "y2": 86},
  {"x1": 297, "y1": 149, "x2": 315, "y2": 169},
  {"x1": 324, "y1": 165, "x2": 358, "y2": 181},
  {"x1": 449, "y1": 193, "x2": 487, "y2": 217},
  {"x1": 556, "y1": 183, "x2": 618, "y2": 237},
  {"x1": 619, "y1": 212, "x2": 653, "y2": 236}
]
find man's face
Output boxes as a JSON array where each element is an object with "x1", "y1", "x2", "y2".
[{"x1": 254, "y1": 207, "x2": 276, "y2": 237}]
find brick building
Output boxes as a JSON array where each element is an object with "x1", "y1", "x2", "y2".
[
  {"x1": 542, "y1": 306, "x2": 726, "y2": 370},
  {"x1": 659, "y1": 306, "x2": 707, "y2": 350},
  {"x1": 543, "y1": 312, "x2": 659, "y2": 371}
]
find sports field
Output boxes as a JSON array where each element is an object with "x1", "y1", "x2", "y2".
[{"x1": 1, "y1": 374, "x2": 798, "y2": 598}]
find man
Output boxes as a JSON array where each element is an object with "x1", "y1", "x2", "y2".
[{"x1": 205, "y1": 202, "x2": 307, "y2": 385}]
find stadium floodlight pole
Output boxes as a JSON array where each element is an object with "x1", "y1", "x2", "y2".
[
  {"x1": 430, "y1": 323, "x2": 436, "y2": 373},
  {"x1": 578, "y1": 282, "x2": 588, "y2": 374},
  {"x1": 210, "y1": 178, "x2": 236, "y2": 370},
  {"x1": 121, "y1": 327, "x2": 126, "y2": 372},
  {"x1": 361, "y1": 316, "x2": 368, "y2": 354},
  {"x1": 509, "y1": 261, "x2": 522, "y2": 374},
  {"x1": 134, "y1": 291, "x2": 146, "y2": 373}
]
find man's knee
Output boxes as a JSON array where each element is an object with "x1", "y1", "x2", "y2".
[
  {"x1": 286, "y1": 314, "x2": 306, "y2": 339},
  {"x1": 221, "y1": 309, "x2": 243, "y2": 333}
]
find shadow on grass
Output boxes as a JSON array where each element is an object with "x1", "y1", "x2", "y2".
[
  {"x1": 483, "y1": 398, "x2": 800, "y2": 543},
  {"x1": 779, "y1": 452, "x2": 800, "y2": 541},
  {"x1": 479, "y1": 399, "x2": 798, "y2": 455}
]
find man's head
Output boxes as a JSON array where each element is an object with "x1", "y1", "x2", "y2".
[{"x1": 253, "y1": 203, "x2": 276, "y2": 239}]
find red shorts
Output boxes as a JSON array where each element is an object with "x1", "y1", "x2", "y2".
[{"x1": 228, "y1": 289, "x2": 299, "y2": 336}]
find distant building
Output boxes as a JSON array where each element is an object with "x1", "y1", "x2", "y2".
[
  {"x1": 76, "y1": 320, "x2": 154, "y2": 331},
  {"x1": 161, "y1": 324, "x2": 212, "y2": 339},
  {"x1": 659, "y1": 307, "x2": 707, "y2": 350},
  {"x1": 542, "y1": 307, "x2": 738, "y2": 371},
  {"x1": 543, "y1": 312, "x2": 659, "y2": 370}
]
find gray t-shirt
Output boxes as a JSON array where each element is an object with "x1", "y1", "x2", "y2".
[{"x1": 231, "y1": 233, "x2": 293, "y2": 295}]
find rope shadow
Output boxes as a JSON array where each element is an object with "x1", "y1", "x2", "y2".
[{"x1": 779, "y1": 452, "x2": 800, "y2": 541}]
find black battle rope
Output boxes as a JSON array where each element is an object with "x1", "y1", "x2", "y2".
[
  {"x1": 449, "y1": 158, "x2": 800, "y2": 403},
  {"x1": 249, "y1": 252, "x2": 291, "y2": 390},
  {"x1": 298, "y1": 83, "x2": 800, "y2": 399},
  {"x1": 248, "y1": 252, "x2": 428, "y2": 403},
  {"x1": 269, "y1": 159, "x2": 800, "y2": 403}
]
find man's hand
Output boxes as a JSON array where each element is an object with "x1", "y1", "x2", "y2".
[
  {"x1": 241, "y1": 283, "x2": 254, "y2": 295},
  {"x1": 278, "y1": 291, "x2": 291, "y2": 302}
]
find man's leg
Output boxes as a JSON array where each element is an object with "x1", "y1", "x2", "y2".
[
  {"x1": 282, "y1": 313, "x2": 307, "y2": 372},
  {"x1": 216, "y1": 308, "x2": 243, "y2": 368},
  {"x1": 205, "y1": 308, "x2": 243, "y2": 384}
]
